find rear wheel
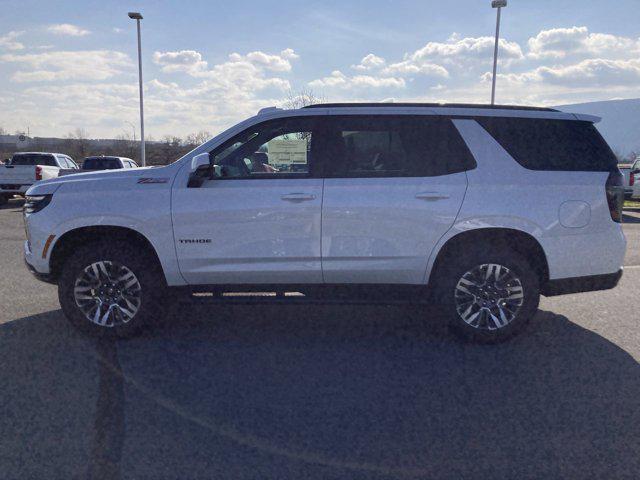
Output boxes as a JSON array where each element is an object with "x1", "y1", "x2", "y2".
[
  {"x1": 0, "y1": 194, "x2": 9, "y2": 206},
  {"x1": 434, "y1": 246, "x2": 540, "y2": 343},
  {"x1": 58, "y1": 242, "x2": 168, "y2": 337}
]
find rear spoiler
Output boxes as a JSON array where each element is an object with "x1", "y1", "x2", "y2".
[{"x1": 573, "y1": 113, "x2": 602, "y2": 123}]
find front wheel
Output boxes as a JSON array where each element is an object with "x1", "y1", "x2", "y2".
[
  {"x1": 435, "y1": 246, "x2": 540, "y2": 343},
  {"x1": 58, "y1": 242, "x2": 168, "y2": 337}
]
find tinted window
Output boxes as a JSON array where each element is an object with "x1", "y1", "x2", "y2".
[
  {"x1": 210, "y1": 117, "x2": 317, "y2": 178},
  {"x1": 477, "y1": 118, "x2": 617, "y2": 172},
  {"x1": 82, "y1": 157, "x2": 122, "y2": 170},
  {"x1": 10, "y1": 154, "x2": 56, "y2": 166},
  {"x1": 316, "y1": 116, "x2": 476, "y2": 177}
]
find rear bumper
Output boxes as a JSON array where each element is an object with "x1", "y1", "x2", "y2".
[{"x1": 542, "y1": 269, "x2": 623, "y2": 297}]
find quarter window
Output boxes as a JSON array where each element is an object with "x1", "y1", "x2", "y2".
[{"x1": 477, "y1": 117, "x2": 618, "y2": 172}]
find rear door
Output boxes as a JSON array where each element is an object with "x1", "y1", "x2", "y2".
[{"x1": 318, "y1": 115, "x2": 474, "y2": 284}]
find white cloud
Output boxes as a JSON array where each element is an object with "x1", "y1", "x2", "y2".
[
  {"x1": 0, "y1": 31, "x2": 25, "y2": 50},
  {"x1": 487, "y1": 58, "x2": 640, "y2": 88},
  {"x1": 228, "y1": 48, "x2": 299, "y2": 72},
  {"x1": 153, "y1": 50, "x2": 208, "y2": 74},
  {"x1": 351, "y1": 53, "x2": 386, "y2": 71},
  {"x1": 1, "y1": 50, "x2": 132, "y2": 82},
  {"x1": 113, "y1": 27, "x2": 123, "y2": 34},
  {"x1": 409, "y1": 36, "x2": 524, "y2": 64},
  {"x1": 47, "y1": 24, "x2": 91, "y2": 37},
  {"x1": 309, "y1": 70, "x2": 405, "y2": 89},
  {"x1": 382, "y1": 60, "x2": 449, "y2": 77},
  {"x1": 527, "y1": 26, "x2": 640, "y2": 59}
]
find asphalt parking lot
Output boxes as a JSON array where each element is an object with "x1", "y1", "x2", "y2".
[{"x1": 1, "y1": 198, "x2": 639, "y2": 479}]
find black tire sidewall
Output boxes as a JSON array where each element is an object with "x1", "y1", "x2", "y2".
[
  {"x1": 435, "y1": 246, "x2": 540, "y2": 343},
  {"x1": 58, "y1": 242, "x2": 167, "y2": 338}
]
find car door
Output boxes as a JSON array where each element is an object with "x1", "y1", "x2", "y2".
[
  {"x1": 318, "y1": 115, "x2": 474, "y2": 284},
  {"x1": 172, "y1": 116, "x2": 324, "y2": 285}
]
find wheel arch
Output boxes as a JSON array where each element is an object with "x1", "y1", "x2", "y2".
[
  {"x1": 49, "y1": 225, "x2": 166, "y2": 283},
  {"x1": 427, "y1": 227, "x2": 550, "y2": 286}
]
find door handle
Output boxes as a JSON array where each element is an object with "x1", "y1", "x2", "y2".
[
  {"x1": 415, "y1": 192, "x2": 450, "y2": 201},
  {"x1": 281, "y1": 193, "x2": 316, "y2": 202}
]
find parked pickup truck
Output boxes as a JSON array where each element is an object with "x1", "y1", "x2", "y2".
[
  {"x1": 0, "y1": 152, "x2": 79, "y2": 205},
  {"x1": 58, "y1": 156, "x2": 139, "y2": 176},
  {"x1": 620, "y1": 158, "x2": 640, "y2": 200},
  {"x1": 620, "y1": 157, "x2": 640, "y2": 200}
]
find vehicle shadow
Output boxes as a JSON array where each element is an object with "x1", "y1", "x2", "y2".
[
  {"x1": 0, "y1": 305, "x2": 638, "y2": 479},
  {"x1": 622, "y1": 212, "x2": 640, "y2": 223}
]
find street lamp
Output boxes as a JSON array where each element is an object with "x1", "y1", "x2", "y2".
[
  {"x1": 490, "y1": 0, "x2": 507, "y2": 105},
  {"x1": 128, "y1": 11, "x2": 145, "y2": 166}
]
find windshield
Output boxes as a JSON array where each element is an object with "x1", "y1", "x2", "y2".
[
  {"x1": 10, "y1": 154, "x2": 56, "y2": 166},
  {"x1": 82, "y1": 157, "x2": 122, "y2": 170}
]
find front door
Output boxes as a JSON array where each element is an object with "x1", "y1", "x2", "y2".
[
  {"x1": 318, "y1": 115, "x2": 474, "y2": 284},
  {"x1": 172, "y1": 116, "x2": 323, "y2": 285}
]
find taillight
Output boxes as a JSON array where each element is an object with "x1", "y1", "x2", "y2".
[
  {"x1": 606, "y1": 169, "x2": 624, "y2": 223},
  {"x1": 35, "y1": 166, "x2": 42, "y2": 181}
]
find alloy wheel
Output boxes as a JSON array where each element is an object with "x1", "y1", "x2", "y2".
[
  {"x1": 454, "y1": 263, "x2": 525, "y2": 331},
  {"x1": 73, "y1": 260, "x2": 142, "y2": 327}
]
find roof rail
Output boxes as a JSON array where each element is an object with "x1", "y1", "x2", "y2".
[
  {"x1": 257, "y1": 106, "x2": 281, "y2": 115},
  {"x1": 302, "y1": 102, "x2": 559, "y2": 112}
]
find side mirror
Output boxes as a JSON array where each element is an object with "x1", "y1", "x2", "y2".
[
  {"x1": 188, "y1": 152, "x2": 213, "y2": 188},
  {"x1": 190, "y1": 152, "x2": 211, "y2": 173}
]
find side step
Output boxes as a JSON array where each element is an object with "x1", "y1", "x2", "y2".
[{"x1": 180, "y1": 286, "x2": 431, "y2": 306}]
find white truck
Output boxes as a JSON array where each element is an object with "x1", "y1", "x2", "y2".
[
  {"x1": 620, "y1": 158, "x2": 640, "y2": 200},
  {"x1": 0, "y1": 152, "x2": 79, "y2": 205},
  {"x1": 23, "y1": 103, "x2": 627, "y2": 343}
]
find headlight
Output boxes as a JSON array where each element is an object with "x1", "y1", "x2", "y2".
[{"x1": 24, "y1": 194, "x2": 52, "y2": 214}]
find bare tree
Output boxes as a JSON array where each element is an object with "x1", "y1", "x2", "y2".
[
  {"x1": 185, "y1": 130, "x2": 212, "y2": 146},
  {"x1": 282, "y1": 88, "x2": 326, "y2": 110},
  {"x1": 65, "y1": 128, "x2": 90, "y2": 159}
]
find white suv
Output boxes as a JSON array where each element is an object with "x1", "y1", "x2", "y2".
[{"x1": 23, "y1": 103, "x2": 627, "y2": 342}]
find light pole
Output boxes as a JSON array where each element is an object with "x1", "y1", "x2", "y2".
[
  {"x1": 128, "y1": 12, "x2": 145, "y2": 166},
  {"x1": 490, "y1": 0, "x2": 507, "y2": 105}
]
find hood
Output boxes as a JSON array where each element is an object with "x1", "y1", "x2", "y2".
[{"x1": 27, "y1": 163, "x2": 179, "y2": 196}]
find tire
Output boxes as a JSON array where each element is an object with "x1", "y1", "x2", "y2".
[
  {"x1": 58, "y1": 241, "x2": 169, "y2": 338},
  {"x1": 433, "y1": 245, "x2": 540, "y2": 343},
  {"x1": 0, "y1": 194, "x2": 8, "y2": 206}
]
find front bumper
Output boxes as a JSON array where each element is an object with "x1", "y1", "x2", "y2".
[
  {"x1": 542, "y1": 269, "x2": 623, "y2": 296},
  {"x1": 24, "y1": 240, "x2": 55, "y2": 284},
  {"x1": 24, "y1": 256, "x2": 55, "y2": 284}
]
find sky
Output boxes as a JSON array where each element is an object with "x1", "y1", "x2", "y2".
[{"x1": 1, "y1": 0, "x2": 640, "y2": 139}]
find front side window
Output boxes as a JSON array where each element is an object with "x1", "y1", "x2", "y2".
[
  {"x1": 210, "y1": 118, "x2": 316, "y2": 178},
  {"x1": 315, "y1": 116, "x2": 476, "y2": 178}
]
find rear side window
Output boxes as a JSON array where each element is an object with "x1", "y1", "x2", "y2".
[
  {"x1": 316, "y1": 116, "x2": 476, "y2": 178},
  {"x1": 10, "y1": 154, "x2": 56, "y2": 166},
  {"x1": 477, "y1": 117, "x2": 617, "y2": 172},
  {"x1": 82, "y1": 157, "x2": 122, "y2": 170}
]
